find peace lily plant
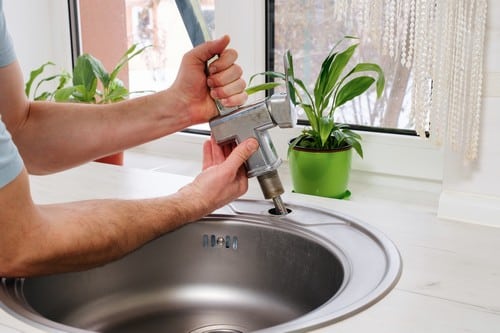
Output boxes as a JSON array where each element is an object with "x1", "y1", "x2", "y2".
[
  {"x1": 25, "y1": 44, "x2": 149, "y2": 165},
  {"x1": 247, "y1": 36, "x2": 385, "y2": 198},
  {"x1": 247, "y1": 36, "x2": 384, "y2": 158},
  {"x1": 25, "y1": 44, "x2": 148, "y2": 104}
]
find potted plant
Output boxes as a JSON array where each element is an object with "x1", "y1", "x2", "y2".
[
  {"x1": 246, "y1": 36, "x2": 385, "y2": 199},
  {"x1": 25, "y1": 44, "x2": 148, "y2": 165}
]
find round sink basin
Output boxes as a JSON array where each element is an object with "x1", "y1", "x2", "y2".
[{"x1": 0, "y1": 199, "x2": 401, "y2": 333}]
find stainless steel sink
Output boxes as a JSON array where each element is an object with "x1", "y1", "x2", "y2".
[{"x1": 0, "y1": 199, "x2": 401, "y2": 333}]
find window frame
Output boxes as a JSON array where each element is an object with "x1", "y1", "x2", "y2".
[{"x1": 67, "y1": 0, "x2": 80, "y2": 68}]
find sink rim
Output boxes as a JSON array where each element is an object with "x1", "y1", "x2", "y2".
[{"x1": 0, "y1": 199, "x2": 402, "y2": 333}]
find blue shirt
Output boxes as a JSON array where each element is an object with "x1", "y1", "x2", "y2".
[
  {"x1": 0, "y1": 117, "x2": 23, "y2": 188},
  {"x1": 0, "y1": 0, "x2": 24, "y2": 188},
  {"x1": 0, "y1": 0, "x2": 15, "y2": 67}
]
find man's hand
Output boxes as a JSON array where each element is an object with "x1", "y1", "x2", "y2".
[
  {"x1": 177, "y1": 137, "x2": 259, "y2": 219},
  {"x1": 170, "y1": 35, "x2": 248, "y2": 124}
]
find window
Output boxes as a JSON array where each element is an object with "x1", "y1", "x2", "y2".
[
  {"x1": 74, "y1": 0, "x2": 214, "y2": 98},
  {"x1": 73, "y1": 1, "x2": 417, "y2": 134},
  {"x1": 270, "y1": 0, "x2": 415, "y2": 134},
  {"x1": 71, "y1": 0, "x2": 443, "y2": 181}
]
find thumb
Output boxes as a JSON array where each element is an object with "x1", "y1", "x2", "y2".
[
  {"x1": 224, "y1": 138, "x2": 259, "y2": 171},
  {"x1": 192, "y1": 35, "x2": 231, "y2": 63}
]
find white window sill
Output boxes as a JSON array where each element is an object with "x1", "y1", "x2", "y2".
[{"x1": 126, "y1": 129, "x2": 443, "y2": 214}]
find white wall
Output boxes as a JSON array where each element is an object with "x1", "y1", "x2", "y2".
[
  {"x1": 3, "y1": 0, "x2": 72, "y2": 80},
  {"x1": 438, "y1": 0, "x2": 500, "y2": 227}
]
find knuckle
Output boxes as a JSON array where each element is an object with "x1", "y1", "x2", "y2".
[{"x1": 224, "y1": 48, "x2": 237, "y2": 59}]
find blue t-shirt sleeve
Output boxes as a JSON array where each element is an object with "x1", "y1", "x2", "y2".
[
  {"x1": 0, "y1": 0, "x2": 16, "y2": 67},
  {"x1": 0, "y1": 1, "x2": 22, "y2": 187},
  {"x1": 0, "y1": 117, "x2": 23, "y2": 188}
]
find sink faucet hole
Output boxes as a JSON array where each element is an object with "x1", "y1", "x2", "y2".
[{"x1": 268, "y1": 207, "x2": 292, "y2": 215}]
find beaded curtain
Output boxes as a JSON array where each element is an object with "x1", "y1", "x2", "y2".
[{"x1": 333, "y1": 0, "x2": 488, "y2": 160}]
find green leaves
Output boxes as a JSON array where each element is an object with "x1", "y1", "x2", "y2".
[
  {"x1": 314, "y1": 43, "x2": 357, "y2": 112},
  {"x1": 245, "y1": 36, "x2": 385, "y2": 158},
  {"x1": 350, "y1": 63, "x2": 385, "y2": 98},
  {"x1": 319, "y1": 116, "x2": 334, "y2": 147},
  {"x1": 245, "y1": 82, "x2": 282, "y2": 95},
  {"x1": 288, "y1": 125, "x2": 363, "y2": 158},
  {"x1": 247, "y1": 70, "x2": 286, "y2": 95},
  {"x1": 72, "y1": 55, "x2": 99, "y2": 103},
  {"x1": 334, "y1": 76, "x2": 375, "y2": 108},
  {"x1": 25, "y1": 62, "x2": 72, "y2": 101},
  {"x1": 53, "y1": 86, "x2": 78, "y2": 102},
  {"x1": 110, "y1": 44, "x2": 148, "y2": 85},
  {"x1": 339, "y1": 127, "x2": 363, "y2": 158},
  {"x1": 334, "y1": 62, "x2": 385, "y2": 109},
  {"x1": 24, "y1": 43, "x2": 149, "y2": 104},
  {"x1": 25, "y1": 61, "x2": 54, "y2": 98}
]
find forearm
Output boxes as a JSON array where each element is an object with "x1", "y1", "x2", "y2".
[
  {"x1": 13, "y1": 90, "x2": 191, "y2": 174},
  {"x1": 1, "y1": 175, "x2": 202, "y2": 277},
  {"x1": 24, "y1": 196, "x2": 194, "y2": 276}
]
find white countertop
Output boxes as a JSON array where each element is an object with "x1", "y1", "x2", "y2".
[{"x1": 2, "y1": 162, "x2": 499, "y2": 333}]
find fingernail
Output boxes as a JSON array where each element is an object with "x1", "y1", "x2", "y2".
[{"x1": 207, "y1": 78, "x2": 214, "y2": 87}]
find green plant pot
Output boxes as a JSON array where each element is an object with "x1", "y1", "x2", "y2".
[{"x1": 288, "y1": 143, "x2": 352, "y2": 199}]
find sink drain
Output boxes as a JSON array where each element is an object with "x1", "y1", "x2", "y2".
[{"x1": 190, "y1": 324, "x2": 246, "y2": 333}]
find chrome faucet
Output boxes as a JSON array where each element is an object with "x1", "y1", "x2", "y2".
[
  {"x1": 210, "y1": 91, "x2": 295, "y2": 215},
  {"x1": 175, "y1": 0, "x2": 296, "y2": 214}
]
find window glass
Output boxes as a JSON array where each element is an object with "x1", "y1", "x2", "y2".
[
  {"x1": 272, "y1": 0, "x2": 414, "y2": 132},
  {"x1": 77, "y1": 0, "x2": 215, "y2": 97}
]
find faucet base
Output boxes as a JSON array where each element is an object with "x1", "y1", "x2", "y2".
[
  {"x1": 257, "y1": 170, "x2": 284, "y2": 199},
  {"x1": 257, "y1": 170, "x2": 288, "y2": 215}
]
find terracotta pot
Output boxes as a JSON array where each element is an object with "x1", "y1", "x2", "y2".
[{"x1": 94, "y1": 151, "x2": 124, "y2": 166}]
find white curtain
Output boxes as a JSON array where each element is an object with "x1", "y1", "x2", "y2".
[{"x1": 333, "y1": 0, "x2": 488, "y2": 160}]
